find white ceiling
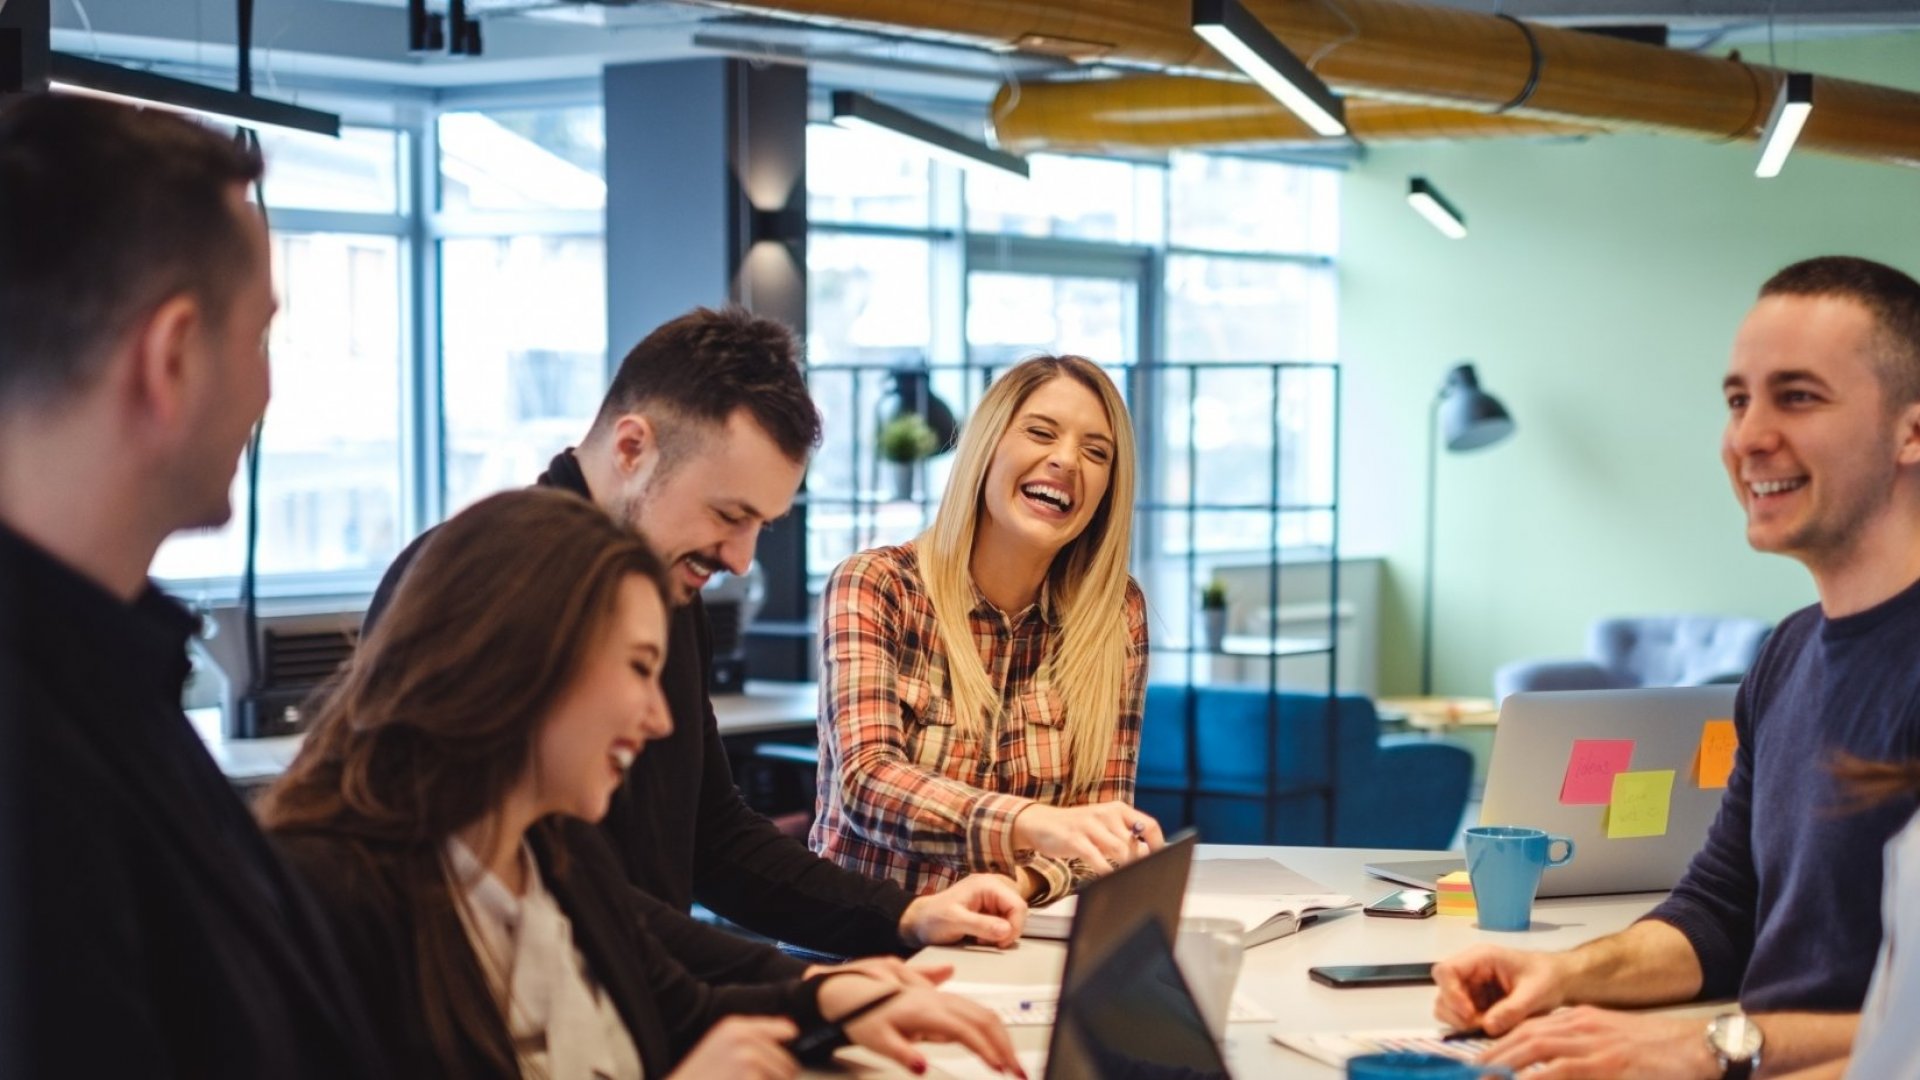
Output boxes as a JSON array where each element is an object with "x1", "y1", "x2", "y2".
[{"x1": 47, "y1": 0, "x2": 1920, "y2": 105}]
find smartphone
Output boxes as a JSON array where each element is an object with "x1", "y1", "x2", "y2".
[
  {"x1": 1364, "y1": 888, "x2": 1437, "y2": 919},
  {"x1": 1307, "y1": 963, "x2": 1437, "y2": 988}
]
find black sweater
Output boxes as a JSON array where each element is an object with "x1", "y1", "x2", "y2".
[
  {"x1": 273, "y1": 818, "x2": 827, "y2": 1077},
  {"x1": 0, "y1": 523, "x2": 391, "y2": 1080},
  {"x1": 365, "y1": 451, "x2": 912, "y2": 971},
  {"x1": 1647, "y1": 576, "x2": 1920, "y2": 1010}
]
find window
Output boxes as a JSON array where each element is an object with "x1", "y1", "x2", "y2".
[
  {"x1": 966, "y1": 153, "x2": 1164, "y2": 245},
  {"x1": 435, "y1": 102, "x2": 607, "y2": 515},
  {"x1": 152, "y1": 127, "x2": 409, "y2": 587},
  {"x1": 440, "y1": 235, "x2": 607, "y2": 513}
]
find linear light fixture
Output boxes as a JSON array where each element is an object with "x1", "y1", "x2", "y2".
[
  {"x1": 1407, "y1": 177, "x2": 1467, "y2": 239},
  {"x1": 1755, "y1": 72, "x2": 1813, "y2": 179},
  {"x1": 48, "y1": 53, "x2": 340, "y2": 138},
  {"x1": 1192, "y1": 0, "x2": 1347, "y2": 137},
  {"x1": 830, "y1": 90, "x2": 1028, "y2": 179}
]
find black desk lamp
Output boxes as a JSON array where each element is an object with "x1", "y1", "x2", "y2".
[{"x1": 1421, "y1": 363, "x2": 1515, "y2": 695}]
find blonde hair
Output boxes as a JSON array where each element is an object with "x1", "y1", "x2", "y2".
[{"x1": 917, "y1": 356, "x2": 1138, "y2": 798}]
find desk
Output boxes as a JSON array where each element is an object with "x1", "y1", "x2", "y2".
[
  {"x1": 194, "y1": 680, "x2": 820, "y2": 785},
  {"x1": 711, "y1": 680, "x2": 818, "y2": 736},
  {"x1": 828, "y1": 844, "x2": 1682, "y2": 1079}
]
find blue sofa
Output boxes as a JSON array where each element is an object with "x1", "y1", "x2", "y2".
[{"x1": 1136, "y1": 684, "x2": 1472, "y2": 850}]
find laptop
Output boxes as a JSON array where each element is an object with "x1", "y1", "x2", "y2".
[
  {"x1": 1366, "y1": 686, "x2": 1738, "y2": 898},
  {"x1": 1047, "y1": 917, "x2": 1232, "y2": 1079},
  {"x1": 1040, "y1": 830, "x2": 1231, "y2": 1079}
]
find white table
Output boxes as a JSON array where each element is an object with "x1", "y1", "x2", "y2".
[
  {"x1": 828, "y1": 844, "x2": 1690, "y2": 1078},
  {"x1": 195, "y1": 680, "x2": 821, "y2": 784}
]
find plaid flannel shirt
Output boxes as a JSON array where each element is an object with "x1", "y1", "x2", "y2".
[{"x1": 809, "y1": 542, "x2": 1149, "y2": 904}]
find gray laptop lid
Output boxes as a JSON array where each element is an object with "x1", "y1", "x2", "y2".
[{"x1": 1369, "y1": 686, "x2": 1738, "y2": 898}]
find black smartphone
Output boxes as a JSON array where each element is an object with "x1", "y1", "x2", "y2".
[
  {"x1": 1307, "y1": 962, "x2": 1437, "y2": 988},
  {"x1": 1364, "y1": 888, "x2": 1437, "y2": 919}
]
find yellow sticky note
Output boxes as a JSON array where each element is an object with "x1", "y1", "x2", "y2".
[
  {"x1": 1607, "y1": 770, "x2": 1676, "y2": 839},
  {"x1": 1694, "y1": 719, "x2": 1737, "y2": 789}
]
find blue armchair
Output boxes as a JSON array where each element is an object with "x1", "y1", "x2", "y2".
[
  {"x1": 1136, "y1": 685, "x2": 1472, "y2": 849},
  {"x1": 1493, "y1": 615, "x2": 1770, "y2": 702}
]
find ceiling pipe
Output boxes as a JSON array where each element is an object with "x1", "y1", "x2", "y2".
[
  {"x1": 990, "y1": 74, "x2": 1597, "y2": 156},
  {"x1": 703, "y1": 0, "x2": 1920, "y2": 169}
]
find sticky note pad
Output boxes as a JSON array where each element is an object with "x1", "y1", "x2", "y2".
[
  {"x1": 1694, "y1": 719, "x2": 1737, "y2": 789},
  {"x1": 1560, "y1": 739, "x2": 1636, "y2": 805},
  {"x1": 1606, "y1": 770, "x2": 1676, "y2": 839}
]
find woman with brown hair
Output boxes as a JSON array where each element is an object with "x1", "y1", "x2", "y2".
[{"x1": 258, "y1": 489, "x2": 1019, "y2": 1080}]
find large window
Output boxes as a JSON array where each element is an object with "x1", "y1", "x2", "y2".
[
  {"x1": 805, "y1": 134, "x2": 1341, "y2": 581},
  {"x1": 152, "y1": 125, "x2": 409, "y2": 587},
  {"x1": 436, "y1": 104, "x2": 607, "y2": 514}
]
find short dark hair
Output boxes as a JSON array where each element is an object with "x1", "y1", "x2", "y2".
[
  {"x1": 0, "y1": 95, "x2": 265, "y2": 410},
  {"x1": 590, "y1": 306, "x2": 821, "y2": 463},
  {"x1": 1760, "y1": 256, "x2": 1920, "y2": 406}
]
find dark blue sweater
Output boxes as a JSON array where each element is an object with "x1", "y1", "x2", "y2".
[{"x1": 1648, "y1": 575, "x2": 1920, "y2": 1011}]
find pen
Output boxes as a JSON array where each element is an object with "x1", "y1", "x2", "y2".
[
  {"x1": 1442, "y1": 1027, "x2": 1490, "y2": 1042},
  {"x1": 786, "y1": 987, "x2": 903, "y2": 1067}
]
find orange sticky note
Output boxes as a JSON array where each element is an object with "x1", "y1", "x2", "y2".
[
  {"x1": 1694, "y1": 719, "x2": 1737, "y2": 789},
  {"x1": 1606, "y1": 770, "x2": 1675, "y2": 839},
  {"x1": 1560, "y1": 739, "x2": 1636, "y2": 805}
]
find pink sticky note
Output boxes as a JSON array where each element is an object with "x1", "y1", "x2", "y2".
[{"x1": 1560, "y1": 739, "x2": 1636, "y2": 805}]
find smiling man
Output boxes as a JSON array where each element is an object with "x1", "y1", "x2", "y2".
[
  {"x1": 1432, "y1": 257, "x2": 1920, "y2": 1080},
  {"x1": 366, "y1": 307, "x2": 1026, "y2": 987}
]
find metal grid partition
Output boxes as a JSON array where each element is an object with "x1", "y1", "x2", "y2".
[{"x1": 800, "y1": 359, "x2": 1344, "y2": 845}]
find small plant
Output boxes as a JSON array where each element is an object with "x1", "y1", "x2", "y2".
[
  {"x1": 877, "y1": 413, "x2": 940, "y2": 464},
  {"x1": 1200, "y1": 578, "x2": 1229, "y2": 611}
]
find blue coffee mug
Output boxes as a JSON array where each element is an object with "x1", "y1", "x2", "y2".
[
  {"x1": 1464, "y1": 825, "x2": 1575, "y2": 932},
  {"x1": 1347, "y1": 1051, "x2": 1514, "y2": 1079}
]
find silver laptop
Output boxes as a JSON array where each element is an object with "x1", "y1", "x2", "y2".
[{"x1": 1367, "y1": 686, "x2": 1738, "y2": 898}]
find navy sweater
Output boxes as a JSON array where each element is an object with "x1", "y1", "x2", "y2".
[{"x1": 1648, "y1": 575, "x2": 1920, "y2": 1011}]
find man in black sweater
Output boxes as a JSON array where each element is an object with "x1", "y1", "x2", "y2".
[
  {"x1": 1433, "y1": 257, "x2": 1920, "y2": 1079},
  {"x1": 0, "y1": 97, "x2": 390, "y2": 1078},
  {"x1": 367, "y1": 307, "x2": 1026, "y2": 982}
]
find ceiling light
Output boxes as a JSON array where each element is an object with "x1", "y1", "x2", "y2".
[
  {"x1": 1755, "y1": 72, "x2": 1812, "y2": 180},
  {"x1": 1192, "y1": 0, "x2": 1347, "y2": 138},
  {"x1": 1407, "y1": 177, "x2": 1467, "y2": 239},
  {"x1": 48, "y1": 53, "x2": 340, "y2": 139},
  {"x1": 830, "y1": 91, "x2": 1028, "y2": 179}
]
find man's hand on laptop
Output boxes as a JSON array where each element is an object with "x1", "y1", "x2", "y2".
[
  {"x1": 1475, "y1": 1007, "x2": 1722, "y2": 1080},
  {"x1": 898, "y1": 873, "x2": 1030, "y2": 948},
  {"x1": 1433, "y1": 945, "x2": 1572, "y2": 1034},
  {"x1": 1011, "y1": 802, "x2": 1165, "y2": 870},
  {"x1": 804, "y1": 956, "x2": 953, "y2": 989}
]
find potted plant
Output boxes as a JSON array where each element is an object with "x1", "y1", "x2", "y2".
[
  {"x1": 1200, "y1": 577, "x2": 1229, "y2": 652},
  {"x1": 877, "y1": 413, "x2": 939, "y2": 501}
]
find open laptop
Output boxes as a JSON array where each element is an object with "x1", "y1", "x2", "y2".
[
  {"x1": 1036, "y1": 830, "x2": 1230, "y2": 1079},
  {"x1": 1366, "y1": 685, "x2": 1738, "y2": 898}
]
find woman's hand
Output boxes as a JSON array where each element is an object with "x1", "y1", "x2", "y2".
[
  {"x1": 1010, "y1": 802, "x2": 1163, "y2": 870},
  {"x1": 820, "y1": 978, "x2": 1025, "y2": 1077},
  {"x1": 667, "y1": 1016, "x2": 799, "y2": 1080}
]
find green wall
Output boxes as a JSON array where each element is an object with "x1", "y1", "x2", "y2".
[{"x1": 1338, "y1": 30, "x2": 1920, "y2": 698}]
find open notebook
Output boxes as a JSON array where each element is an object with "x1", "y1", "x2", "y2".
[{"x1": 1023, "y1": 856, "x2": 1357, "y2": 947}]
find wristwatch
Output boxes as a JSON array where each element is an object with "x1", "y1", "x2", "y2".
[{"x1": 1706, "y1": 1011, "x2": 1764, "y2": 1080}]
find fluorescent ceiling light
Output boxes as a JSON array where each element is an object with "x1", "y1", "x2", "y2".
[
  {"x1": 48, "y1": 53, "x2": 340, "y2": 139},
  {"x1": 1755, "y1": 72, "x2": 1813, "y2": 179},
  {"x1": 1192, "y1": 0, "x2": 1347, "y2": 138},
  {"x1": 830, "y1": 91, "x2": 1028, "y2": 179},
  {"x1": 1407, "y1": 177, "x2": 1467, "y2": 239}
]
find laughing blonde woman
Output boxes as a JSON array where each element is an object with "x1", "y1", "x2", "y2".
[{"x1": 812, "y1": 355, "x2": 1161, "y2": 904}]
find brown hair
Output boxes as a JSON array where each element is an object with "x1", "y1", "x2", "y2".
[
  {"x1": 258, "y1": 488, "x2": 665, "y2": 1077},
  {"x1": 587, "y1": 305, "x2": 822, "y2": 465},
  {"x1": 1831, "y1": 752, "x2": 1920, "y2": 812},
  {"x1": 1760, "y1": 256, "x2": 1920, "y2": 408},
  {"x1": 0, "y1": 94, "x2": 265, "y2": 409}
]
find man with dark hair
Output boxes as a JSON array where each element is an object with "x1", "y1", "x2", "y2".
[
  {"x1": 367, "y1": 306, "x2": 1027, "y2": 985},
  {"x1": 1434, "y1": 255, "x2": 1920, "y2": 1079},
  {"x1": 0, "y1": 96, "x2": 389, "y2": 1077}
]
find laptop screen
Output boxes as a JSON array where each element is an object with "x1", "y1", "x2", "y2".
[{"x1": 1049, "y1": 917, "x2": 1231, "y2": 1080}]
